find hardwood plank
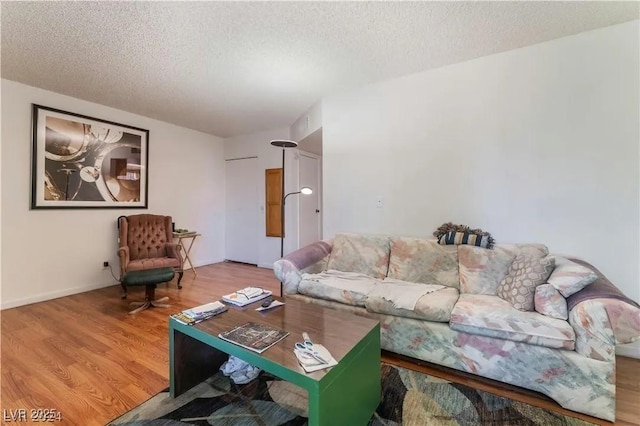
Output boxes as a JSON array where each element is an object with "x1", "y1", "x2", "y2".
[{"x1": 1, "y1": 261, "x2": 637, "y2": 425}]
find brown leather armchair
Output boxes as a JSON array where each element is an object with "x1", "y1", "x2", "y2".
[{"x1": 117, "y1": 214, "x2": 184, "y2": 294}]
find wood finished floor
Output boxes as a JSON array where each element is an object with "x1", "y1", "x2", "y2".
[{"x1": 1, "y1": 262, "x2": 638, "y2": 425}]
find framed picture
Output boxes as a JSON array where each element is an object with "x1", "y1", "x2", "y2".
[{"x1": 31, "y1": 104, "x2": 149, "y2": 209}]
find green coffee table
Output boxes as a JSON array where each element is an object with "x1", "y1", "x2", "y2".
[{"x1": 169, "y1": 297, "x2": 381, "y2": 425}]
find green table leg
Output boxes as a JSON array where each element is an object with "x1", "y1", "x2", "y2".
[{"x1": 308, "y1": 325, "x2": 381, "y2": 426}]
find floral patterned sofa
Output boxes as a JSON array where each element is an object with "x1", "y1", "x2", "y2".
[{"x1": 273, "y1": 232, "x2": 640, "y2": 421}]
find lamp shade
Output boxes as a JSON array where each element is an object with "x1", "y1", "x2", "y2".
[
  {"x1": 300, "y1": 187, "x2": 313, "y2": 195},
  {"x1": 270, "y1": 139, "x2": 298, "y2": 148}
]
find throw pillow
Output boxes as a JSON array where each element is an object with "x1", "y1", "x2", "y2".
[
  {"x1": 387, "y1": 237, "x2": 459, "y2": 289},
  {"x1": 438, "y1": 231, "x2": 492, "y2": 249},
  {"x1": 534, "y1": 284, "x2": 568, "y2": 320},
  {"x1": 433, "y1": 222, "x2": 495, "y2": 249},
  {"x1": 326, "y1": 233, "x2": 391, "y2": 279},
  {"x1": 547, "y1": 256, "x2": 598, "y2": 297},
  {"x1": 497, "y1": 254, "x2": 556, "y2": 311}
]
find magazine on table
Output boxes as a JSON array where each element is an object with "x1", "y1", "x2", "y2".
[
  {"x1": 222, "y1": 287, "x2": 272, "y2": 307},
  {"x1": 171, "y1": 301, "x2": 227, "y2": 325},
  {"x1": 218, "y1": 321, "x2": 289, "y2": 353}
]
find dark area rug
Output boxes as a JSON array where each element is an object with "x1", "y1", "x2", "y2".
[{"x1": 108, "y1": 363, "x2": 594, "y2": 425}]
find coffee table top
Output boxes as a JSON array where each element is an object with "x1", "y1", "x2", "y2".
[{"x1": 179, "y1": 297, "x2": 379, "y2": 379}]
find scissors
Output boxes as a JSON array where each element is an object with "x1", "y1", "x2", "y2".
[{"x1": 294, "y1": 336, "x2": 328, "y2": 364}]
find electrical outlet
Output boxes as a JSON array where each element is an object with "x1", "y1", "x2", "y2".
[{"x1": 103, "y1": 261, "x2": 109, "y2": 268}]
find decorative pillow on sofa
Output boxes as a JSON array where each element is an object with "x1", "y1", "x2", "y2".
[
  {"x1": 497, "y1": 254, "x2": 555, "y2": 311},
  {"x1": 387, "y1": 237, "x2": 459, "y2": 289},
  {"x1": 547, "y1": 256, "x2": 598, "y2": 297},
  {"x1": 326, "y1": 233, "x2": 391, "y2": 279},
  {"x1": 534, "y1": 284, "x2": 569, "y2": 320},
  {"x1": 433, "y1": 222, "x2": 495, "y2": 249},
  {"x1": 438, "y1": 231, "x2": 492, "y2": 249}
]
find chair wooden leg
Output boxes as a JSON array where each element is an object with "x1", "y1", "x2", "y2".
[
  {"x1": 177, "y1": 272, "x2": 184, "y2": 289},
  {"x1": 151, "y1": 300, "x2": 170, "y2": 308},
  {"x1": 128, "y1": 284, "x2": 170, "y2": 314},
  {"x1": 129, "y1": 301, "x2": 151, "y2": 315}
]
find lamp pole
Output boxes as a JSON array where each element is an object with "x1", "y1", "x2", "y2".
[
  {"x1": 280, "y1": 190, "x2": 303, "y2": 258},
  {"x1": 270, "y1": 140, "x2": 298, "y2": 296},
  {"x1": 279, "y1": 188, "x2": 313, "y2": 296},
  {"x1": 279, "y1": 147, "x2": 285, "y2": 257}
]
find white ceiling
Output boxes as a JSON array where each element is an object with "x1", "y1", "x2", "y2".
[{"x1": 2, "y1": 2, "x2": 638, "y2": 138}]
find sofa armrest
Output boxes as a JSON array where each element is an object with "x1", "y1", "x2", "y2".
[
  {"x1": 605, "y1": 298, "x2": 640, "y2": 344},
  {"x1": 566, "y1": 258, "x2": 640, "y2": 356},
  {"x1": 274, "y1": 239, "x2": 333, "y2": 294},
  {"x1": 569, "y1": 300, "x2": 617, "y2": 361}
]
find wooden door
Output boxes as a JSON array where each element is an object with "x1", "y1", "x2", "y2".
[{"x1": 299, "y1": 153, "x2": 321, "y2": 247}]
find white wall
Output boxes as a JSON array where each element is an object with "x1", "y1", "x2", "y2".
[
  {"x1": 1, "y1": 79, "x2": 226, "y2": 309},
  {"x1": 290, "y1": 102, "x2": 322, "y2": 143},
  {"x1": 322, "y1": 21, "x2": 640, "y2": 301},
  {"x1": 224, "y1": 128, "x2": 302, "y2": 268}
]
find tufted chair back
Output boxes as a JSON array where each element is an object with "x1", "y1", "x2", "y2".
[
  {"x1": 117, "y1": 214, "x2": 183, "y2": 285},
  {"x1": 122, "y1": 214, "x2": 172, "y2": 260}
]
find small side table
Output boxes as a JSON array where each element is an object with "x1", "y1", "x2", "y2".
[{"x1": 173, "y1": 232, "x2": 201, "y2": 277}]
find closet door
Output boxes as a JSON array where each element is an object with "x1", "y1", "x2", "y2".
[
  {"x1": 299, "y1": 153, "x2": 321, "y2": 248},
  {"x1": 225, "y1": 157, "x2": 259, "y2": 264}
]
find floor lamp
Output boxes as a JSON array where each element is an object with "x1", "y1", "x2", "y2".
[{"x1": 270, "y1": 138, "x2": 308, "y2": 296}]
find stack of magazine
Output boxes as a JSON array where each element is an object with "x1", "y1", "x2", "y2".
[
  {"x1": 171, "y1": 301, "x2": 227, "y2": 325},
  {"x1": 222, "y1": 287, "x2": 272, "y2": 307}
]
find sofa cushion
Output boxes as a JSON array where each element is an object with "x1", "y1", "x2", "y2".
[
  {"x1": 458, "y1": 245, "x2": 517, "y2": 295},
  {"x1": 535, "y1": 284, "x2": 568, "y2": 320},
  {"x1": 450, "y1": 294, "x2": 576, "y2": 350},
  {"x1": 387, "y1": 237, "x2": 459, "y2": 288},
  {"x1": 548, "y1": 256, "x2": 598, "y2": 297},
  {"x1": 127, "y1": 257, "x2": 181, "y2": 270},
  {"x1": 497, "y1": 255, "x2": 555, "y2": 311},
  {"x1": 365, "y1": 285, "x2": 459, "y2": 322},
  {"x1": 298, "y1": 270, "x2": 379, "y2": 307},
  {"x1": 326, "y1": 233, "x2": 391, "y2": 279}
]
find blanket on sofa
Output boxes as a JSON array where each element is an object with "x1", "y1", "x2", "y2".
[
  {"x1": 371, "y1": 278, "x2": 446, "y2": 310},
  {"x1": 302, "y1": 270, "x2": 379, "y2": 294},
  {"x1": 567, "y1": 258, "x2": 640, "y2": 311}
]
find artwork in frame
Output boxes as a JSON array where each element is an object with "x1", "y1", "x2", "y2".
[{"x1": 31, "y1": 104, "x2": 149, "y2": 209}]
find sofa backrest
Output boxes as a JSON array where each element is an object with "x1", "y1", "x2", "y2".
[
  {"x1": 458, "y1": 243, "x2": 548, "y2": 295},
  {"x1": 326, "y1": 233, "x2": 391, "y2": 279},
  {"x1": 388, "y1": 236, "x2": 459, "y2": 289},
  {"x1": 325, "y1": 233, "x2": 553, "y2": 295}
]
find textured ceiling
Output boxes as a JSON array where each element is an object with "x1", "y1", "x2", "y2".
[{"x1": 2, "y1": 2, "x2": 638, "y2": 138}]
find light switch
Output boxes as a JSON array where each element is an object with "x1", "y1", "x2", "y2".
[{"x1": 376, "y1": 196, "x2": 384, "y2": 208}]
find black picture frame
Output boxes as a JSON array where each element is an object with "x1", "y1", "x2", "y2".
[{"x1": 31, "y1": 104, "x2": 149, "y2": 209}]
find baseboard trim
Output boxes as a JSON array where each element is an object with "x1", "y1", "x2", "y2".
[
  {"x1": 189, "y1": 258, "x2": 225, "y2": 269},
  {"x1": 616, "y1": 341, "x2": 640, "y2": 359},
  {"x1": 1, "y1": 280, "x2": 117, "y2": 310},
  {"x1": 257, "y1": 263, "x2": 274, "y2": 269}
]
